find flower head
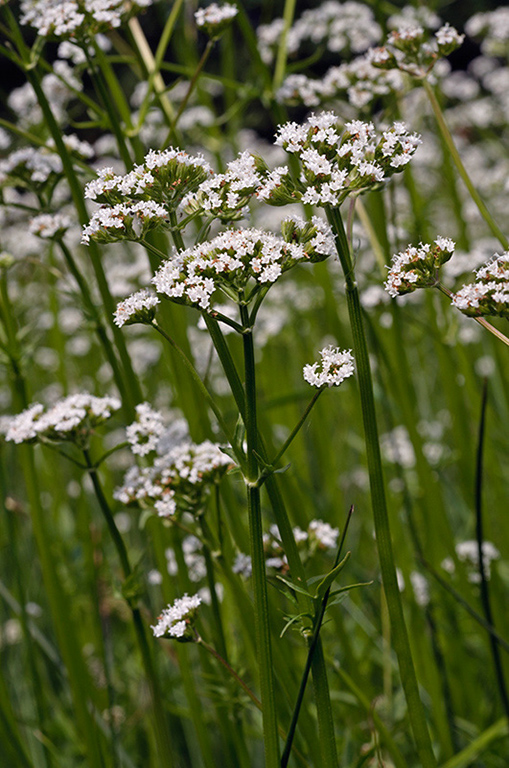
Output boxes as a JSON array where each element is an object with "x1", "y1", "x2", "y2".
[
  {"x1": 114, "y1": 289, "x2": 160, "y2": 327},
  {"x1": 259, "y1": 113, "x2": 421, "y2": 207},
  {"x1": 451, "y1": 252, "x2": 509, "y2": 319},
  {"x1": 195, "y1": 3, "x2": 238, "y2": 38},
  {"x1": 5, "y1": 394, "x2": 121, "y2": 446},
  {"x1": 303, "y1": 346, "x2": 355, "y2": 388},
  {"x1": 385, "y1": 237, "x2": 455, "y2": 298},
  {"x1": 151, "y1": 594, "x2": 201, "y2": 641}
]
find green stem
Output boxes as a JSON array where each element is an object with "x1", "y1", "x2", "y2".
[
  {"x1": 326, "y1": 205, "x2": 437, "y2": 768},
  {"x1": 281, "y1": 506, "x2": 353, "y2": 767},
  {"x1": 474, "y1": 382, "x2": 509, "y2": 722},
  {"x1": 273, "y1": 0, "x2": 297, "y2": 90},
  {"x1": 269, "y1": 388, "x2": 323, "y2": 470},
  {"x1": 82, "y1": 450, "x2": 174, "y2": 766},
  {"x1": 423, "y1": 79, "x2": 509, "y2": 250},
  {"x1": 204, "y1": 312, "x2": 338, "y2": 765},
  {"x1": 240, "y1": 303, "x2": 280, "y2": 767}
]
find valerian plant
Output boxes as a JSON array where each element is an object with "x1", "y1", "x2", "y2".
[{"x1": 1, "y1": 2, "x2": 509, "y2": 768}]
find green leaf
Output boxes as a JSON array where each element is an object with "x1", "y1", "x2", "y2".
[
  {"x1": 280, "y1": 612, "x2": 312, "y2": 638},
  {"x1": 275, "y1": 574, "x2": 314, "y2": 599},
  {"x1": 314, "y1": 551, "x2": 351, "y2": 602}
]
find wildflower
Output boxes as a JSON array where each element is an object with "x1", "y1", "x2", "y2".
[
  {"x1": 126, "y1": 403, "x2": 166, "y2": 456},
  {"x1": 114, "y1": 289, "x2": 160, "y2": 328},
  {"x1": 451, "y1": 252, "x2": 509, "y2": 319},
  {"x1": 153, "y1": 226, "x2": 330, "y2": 313},
  {"x1": 0, "y1": 147, "x2": 63, "y2": 189},
  {"x1": 81, "y1": 201, "x2": 168, "y2": 245},
  {"x1": 303, "y1": 346, "x2": 355, "y2": 388},
  {"x1": 84, "y1": 148, "x2": 212, "y2": 208},
  {"x1": 182, "y1": 152, "x2": 261, "y2": 221},
  {"x1": 195, "y1": 3, "x2": 238, "y2": 38},
  {"x1": 151, "y1": 594, "x2": 201, "y2": 641},
  {"x1": 371, "y1": 20, "x2": 464, "y2": 78},
  {"x1": 20, "y1": 0, "x2": 153, "y2": 40},
  {"x1": 29, "y1": 212, "x2": 74, "y2": 239},
  {"x1": 410, "y1": 571, "x2": 430, "y2": 607},
  {"x1": 385, "y1": 237, "x2": 455, "y2": 298},
  {"x1": 308, "y1": 520, "x2": 339, "y2": 550},
  {"x1": 114, "y1": 439, "x2": 232, "y2": 515},
  {"x1": 455, "y1": 540, "x2": 500, "y2": 583},
  {"x1": 465, "y1": 8, "x2": 509, "y2": 56},
  {"x1": 259, "y1": 113, "x2": 421, "y2": 208},
  {"x1": 5, "y1": 394, "x2": 121, "y2": 446}
]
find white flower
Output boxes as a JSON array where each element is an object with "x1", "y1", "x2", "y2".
[
  {"x1": 195, "y1": 3, "x2": 238, "y2": 33},
  {"x1": 126, "y1": 402, "x2": 165, "y2": 456},
  {"x1": 29, "y1": 212, "x2": 73, "y2": 239},
  {"x1": 303, "y1": 346, "x2": 355, "y2": 388},
  {"x1": 6, "y1": 394, "x2": 121, "y2": 445},
  {"x1": 151, "y1": 594, "x2": 201, "y2": 639},
  {"x1": 114, "y1": 289, "x2": 160, "y2": 327}
]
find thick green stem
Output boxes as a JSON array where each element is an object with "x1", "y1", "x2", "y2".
[
  {"x1": 423, "y1": 79, "x2": 509, "y2": 250},
  {"x1": 240, "y1": 304, "x2": 280, "y2": 767},
  {"x1": 326, "y1": 206, "x2": 437, "y2": 768},
  {"x1": 273, "y1": 0, "x2": 297, "y2": 90}
]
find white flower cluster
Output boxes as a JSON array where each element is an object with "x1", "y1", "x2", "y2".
[
  {"x1": 114, "y1": 289, "x2": 160, "y2": 327},
  {"x1": 451, "y1": 252, "x2": 509, "y2": 319},
  {"x1": 261, "y1": 113, "x2": 421, "y2": 207},
  {"x1": 85, "y1": 149, "x2": 212, "y2": 206},
  {"x1": 465, "y1": 8, "x2": 509, "y2": 56},
  {"x1": 126, "y1": 402, "x2": 166, "y2": 456},
  {"x1": 303, "y1": 346, "x2": 355, "y2": 388},
  {"x1": 257, "y1": 1, "x2": 381, "y2": 65},
  {"x1": 151, "y1": 593, "x2": 201, "y2": 640},
  {"x1": 182, "y1": 152, "x2": 261, "y2": 221},
  {"x1": 277, "y1": 57, "x2": 404, "y2": 110},
  {"x1": 0, "y1": 147, "x2": 63, "y2": 187},
  {"x1": 235, "y1": 517, "x2": 341, "y2": 579},
  {"x1": 153, "y1": 227, "x2": 327, "y2": 312},
  {"x1": 370, "y1": 22, "x2": 464, "y2": 78},
  {"x1": 442, "y1": 540, "x2": 500, "y2": 584},
  {"x1": 29, "y1": 212, "x2": 74, "y2": 239},
  {"x1": 5, "y1": 393, "x2": 121, "y2": 445},
  {"x1": 114, "y1": 440, "x2": 232, "y2": 516},
  {"x1": 385, "y1": 237, "x2": 455, "y2": 298},
  {"x1": 195, "y1": 3, "x2": 237, "y2": 37},
  {"x1": 81, "y1": 200, "x2": 168, "y2": 245},
  {"x1": 20, "y1": 0, "x2": 153, "y2": 39}
]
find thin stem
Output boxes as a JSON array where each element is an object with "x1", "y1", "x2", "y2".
[
  {"x1": 273, "y1": 0, "x2": 296, "y2": 90},
  {"x1": 240, "y1": 303, "x2": 280, "y2": 767},
  {"x1": 423, "y1": 79, "x2": 509, "y2": 250},
  {"x1": 475, "y1": 382, "x2": 509, "y2": 722},
  {"x1": 281, "y1": 506, "x2": 354, "y2": 767},
  {"x1": 164, "y1": 38, "x2": 215, "y2": 145},
  {"x1": 269, "y1": 388, "x2": 323, "y2": 470},
  {"x1": 327, "y1": 205, "x2": 437, "y2": 768}
]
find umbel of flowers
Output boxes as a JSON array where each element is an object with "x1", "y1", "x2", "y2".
[
  {"x1": 4, "y1": 393, "x2": 121, "y2": 448},
  {"x1": 152, "y1": 219, "x2": 335, "y2": 313},
  {"x1": 257, "y1": 112, "x2": 421, "y2": 208},
  {"x1": 384, "y1": 237, "x2": 455, "y2": 297},
  {"x1": 452, "y1": 252, "x2": 509, "y2": 319}
]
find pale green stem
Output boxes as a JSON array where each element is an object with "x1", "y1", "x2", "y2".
[
  {"x1": 423, "y1": 79, "x2": 509, "y2": 250},
  {"x1": 326, "y1": 205, "x2": 437, "y2": 768},
  {"x1": 273, "y1": 0, "x2": 297, "y2": 90}
]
